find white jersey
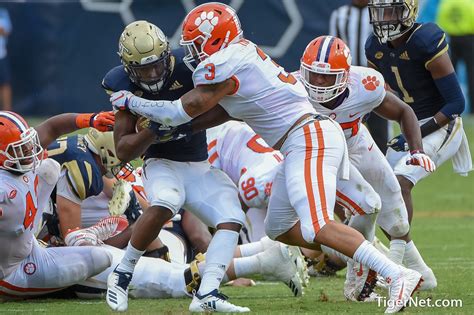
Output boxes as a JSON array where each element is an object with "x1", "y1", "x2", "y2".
[
  {"x1": 193, "y1": 39, "x2": 316, "y2": 147},
  {"x1": 307, "y1": 66, "x2": 386, "y2": 148},
  {"x1": 0, "y1": 159, "x2": 59, "y2": 280},
  {"x1": 207, "y1": 121, "x2": 283, "y2": 209}
]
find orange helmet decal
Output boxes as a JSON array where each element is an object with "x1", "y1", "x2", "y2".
[{"x1": 180, "y1": 2, "x2": 243, "y2": 70}]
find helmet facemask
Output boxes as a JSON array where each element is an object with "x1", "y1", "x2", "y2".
[
  {"x1": 300, "y1": 61, "x2": 348, "y2": 103},
  {"x1": 124, "y1": 47, "x2": 172, "y2": 94},
  {"x1": 1, "y1": 128, "x2": 43, "y2": 174},
  {"x1": 369, "y1": 0, "x2": 416, "y2": 43}
]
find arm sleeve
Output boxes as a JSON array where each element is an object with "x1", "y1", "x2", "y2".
[{"x1": 434, "y1": 72, "x2": 465, "y2": 119}]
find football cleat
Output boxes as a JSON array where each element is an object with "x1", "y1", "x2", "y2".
[
  {"x1": 385, "y1": 267, "x2": 423, "y2": 313},
  {"x1": 344, "y1": 261, "x2": 357, "y2": 301},
  {"x1": 88, "y1": 216, "x2": 129, "y2": 241},
  {"x1": 189, "y1": 289, "x2": 250, "y2": 313},
  {"x1": 106, "y1": 266, "x2": 133, "y2": 312},
  {"x1": 257, "y1": 243, "x2": 307, "y2": 297},
  {"x1": 109, "y1": 179, "x2": 133, "y2": 216},
  {"x1": 355, "y1": 264, "x2": 379, "y2": 302},
  {"x1": 418, "y1": 267, "x2": 437, "y2": 291}
]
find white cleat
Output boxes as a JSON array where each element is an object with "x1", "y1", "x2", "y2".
[
  {"x1": 354, "y1": 263, "x2": 380, "y2": 302},
  {"x1": 106, "y1": 266, "x2": 133, "y2": 312},
  {"x1": 419, "y1": 267, "x2": 437, "y2": 290},
  {"x1": 344, "y1": 261, "x2": 357, "y2": 301},
  {"x1": 108, "y1": 179, "x2": 133, "y2": 216},
  {"x1": 257, "y1": 243, "x2": 307, "y2": 296},
  {"x1": 88, "y1": 216, "x2": 129, "y2": 241},
  {"x1": 189, "y1": 289, "x2": 250, "y2": 313},
  {"x1": 385, "y1": 267, "x2": 423, "y2": 313}
]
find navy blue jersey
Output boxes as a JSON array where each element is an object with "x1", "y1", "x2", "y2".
[
  {"x1": 365, "y1": 23, "x2": 449, "y2": 120},
  {"x1": 47, "y1": 135, "x2": 103, "y2": 200},
  {"x1": 102, "y1": 49, "x2": 207, "y2": 162}
]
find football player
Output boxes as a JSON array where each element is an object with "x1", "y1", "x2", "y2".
[
  {"x1": 104, "y1": 21, "x2": 249, "y2": 312},
  {"x1": 366, "y1": 0, "x2": 471, "y2": 280},
  {"x1": 110, "y1": 3, "x2": 425, "y2": 312},
  {"x1": 366, "y1": 0, "x2": 471, "y2": 216},
  {"x1": 0, "y1": 110, "x2": 114, "y2": 298},
  {"x1": 298, "y1": 35, "x2": 437, "y2": 299}
]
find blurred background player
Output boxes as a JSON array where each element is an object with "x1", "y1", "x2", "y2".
[
  {"x1": 366, "y1": 0, "x2": 472, "y2": 277},
  {"x1": 330, "y1": 0, "x2": 391, "y2": 156},
  {"x1": 104, "y1": 21, "x2": 248, "y2": 312},
  {"x1": 298, "y1": 35, "x2": 437, "y2": 297},
  {"x1": 0, "y1": 110, "x2": 113, "y2": 298},
  {"x1": 0, "y1": 7, "x2": 11, "y2": 111}
]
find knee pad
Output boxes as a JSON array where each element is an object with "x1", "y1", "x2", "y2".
[
  {"x1": 151, "y1": 188, "x2": 182, "y2": 213},
  {"x1": 365, "y1": 192, "x2": 381, "y2": 215},
  {"x1": 386, "y1": 220, "x2": 410, "y2": 238}
]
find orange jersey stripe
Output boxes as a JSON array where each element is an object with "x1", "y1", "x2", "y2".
[
  {"x1": 314, "y1": 121, "x2": 329, "y2": 224},
  {"x1": 208, "y1": 152, "x2": 219, "y2": 164},
  {"x1": 336, "y1": 191, "x2": 365, "y2": 215},
  {"x1": 207, "y1": 139, "x2": 217, "y2": 151},
  {"x1": 303, "y1": 124, "x2": 320, "y2": 233}
]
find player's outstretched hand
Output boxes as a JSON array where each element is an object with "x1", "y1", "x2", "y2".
[
  {"x1": 92, "y1": 111, "x2": 115, "y2": 131},
  {"x1": 110, "y1": 90, "x2": 135, "y2": 111},
  {"x1": 406, "y1": 150, "x2": 436, "y2": 172},
  {"x1": 387, "y1": 134, "x2": 408, "y2": 152}
]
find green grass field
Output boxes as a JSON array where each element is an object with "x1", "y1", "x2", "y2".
[{"x1": 1, "y1": 116, "x2": 473, "y2": 314}]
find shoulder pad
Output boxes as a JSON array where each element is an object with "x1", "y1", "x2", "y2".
[
  {"x1": 352, "y1": 66, "x2": 386, "y2": 106},
  {"x1": 64, "y1": 159, "x2": 103, "y2": 200},
  {"x1": 193, "y1": 44, "x2": 246, "y2": 86},
  {"x1": 364, "y1": 34, "x2": 382, "y2": 66},
  {"x1": 409, "y1": 23, "x2": 448, "y2": 67},
  {"x1": 102, "y1": 65, "x2": 136, "y2": 94}
]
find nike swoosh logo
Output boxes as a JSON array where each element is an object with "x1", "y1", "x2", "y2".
[
  {"x1": 349, "y1": 112, "x2": 360, "y2": 118},
  {"x1": 368, "y1": 143, "x2": 374, "y2": 151},
  {"x1": 356, "y1": 263, "x2": 364, "y2": 277},
  {"x1": 398, "y1": 281, "x2": 405, "y2": 300}
]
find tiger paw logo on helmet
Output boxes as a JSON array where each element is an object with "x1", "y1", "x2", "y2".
[
  {"x1": 195, "y1": 11, "x2": 219, "y2": 34},
  {"x1": 362, "y1": 76, "x2": 380, "y2": 91}
]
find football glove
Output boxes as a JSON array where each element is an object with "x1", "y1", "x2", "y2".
[
  {"x1": 75, "y1": 111, "x2": 115, "y2": 132},
  {"x1": 406, "y1": 150, "x2": 436, "y2": 172},
  {"x1": 110, "y1": 90, "x2": 135, "y2": 111},
  {"x1": 144, "y1": 119, "x2": 192, "y2": 143},
  {"x1": 387, "y1": 134, "x2": 409, "y2": 152}
]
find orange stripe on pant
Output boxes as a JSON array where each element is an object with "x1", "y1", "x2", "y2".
[
  {"x1": 314, "y1": 121, "x2": 329, "y2": 225},
  {"x1": 303, "y1": 124, "x2": 320, "y2": 234},
  {"x1": 336, "y1": 191, "x2": 366, "y2": 215},
  {"x1": 0, "y1": 280, "x2": 62, "y2": 293}
]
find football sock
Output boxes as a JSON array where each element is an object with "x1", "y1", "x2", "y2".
[
  {"x1": 238, "y1": 241, "x2": 264, "y2": 257},
  {"x1": 353, "y1": 240, "x2": 401, "y2": 279},
  {"x1": 117, "y1": 241, "x2": 146, "y2": 273},
  {"x1": 198, "y1": 229, "x2": 239, "y2": 295},
  {"x1": 404, "y1": 240, "x2": 429, "y2": 271},
  {"x1": 233, "y1": 256, "x2": 261, "y2": 278},
  {"x1": 388, "y1": 239, "x2": 406, "y2": 265}
]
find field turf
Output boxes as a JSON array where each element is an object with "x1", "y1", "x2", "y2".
[{"x1": 1, "y1": 116, "x2": 473, "y2": 314}]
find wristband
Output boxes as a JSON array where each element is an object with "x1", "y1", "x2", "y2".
[{"x1": 75, "y1": 113, "x2": 96, "y2": 129}]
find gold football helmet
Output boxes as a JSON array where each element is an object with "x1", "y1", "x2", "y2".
[
  {"x1": 118, "y1": 20, "x2": 172, "y2": 93},
  {"x1": 84, "y1": 128, "x2": 121, "y2": 177},
  {"x1": 368, "y1": 0, "x2": 419, "y2": 43}
]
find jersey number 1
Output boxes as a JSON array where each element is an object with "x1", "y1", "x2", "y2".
[{"x1": 391, "y1": 66, "x2": 414, "y2": 103}]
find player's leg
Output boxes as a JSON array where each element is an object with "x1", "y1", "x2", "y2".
[
  {"x1": 107, "y1": 158, "x2": 185, "y2": 311},
  {"x1": 181, "y1": 209, "x2": 212, "y2": 254},
  {"x1": 183, "y1": 161, "x2": 249, "y2": 312},
  {"x1": 0, "y1": 240, "x2": 111, "y2": 299},
  {"x1": 275, "y1": 119, "x2": 422, "y2": 312}
]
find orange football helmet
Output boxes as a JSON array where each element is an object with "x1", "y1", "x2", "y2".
[
  {"x1": 180, "y1": 2, "x2": 243, "y2": 70},
  {"x1": 0, "y1": 111, "x2": 43, "y2": 173},
  {"x1": 300, "y1": 36, "x2": 352, "y2": 103}
]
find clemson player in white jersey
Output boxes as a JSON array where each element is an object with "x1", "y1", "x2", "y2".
[
  {"x1": 298, "y1": 35, "x2": 437, "y2": 299},
  {"x1": 110, "y1": 3, "x2": 427, "y2": 312},
  {"x1": 0, "y1": 110, "x2": 114, "y2": 299}
]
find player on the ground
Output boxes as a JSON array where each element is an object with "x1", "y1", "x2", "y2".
[
  {"x1": 298, "y1": 35, "x2": 437, "y2": 299},
  {"x1": 0, "y1": 110, "x2": 114, "y2": 298},
  {"x1": 366, "y1": 0, "x2": 471, "y2": 225},
  {"x1": 110, "y1": 3, "x2": 426, "y2": 312},
  {"x1": 104, "y1": 21, "x2": 250, "y2": 312}
]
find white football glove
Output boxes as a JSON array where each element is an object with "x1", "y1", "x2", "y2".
[
  {"x1": 406, "y1": 151, "x2": 436, "y2": 172},
  {"x1": 110, "y1": 90, "x2": 135, "y2": 111},
  {"x1": 64, "y1": 228, "x2": 99, "y2": 246}
]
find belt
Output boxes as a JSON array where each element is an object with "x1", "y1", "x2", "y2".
[{"x1": 275, "y1": 114, "x2": 330, "y2": 150}]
